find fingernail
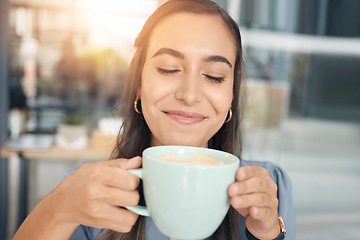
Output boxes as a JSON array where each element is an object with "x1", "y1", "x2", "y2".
[{"x1": 128, "y1": 156, "x2": 140, "y2": 165}]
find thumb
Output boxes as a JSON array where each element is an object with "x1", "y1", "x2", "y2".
[
  {"x1": 126, "y1": 156, "x2": 143, "y2": 169},
  {"x1": 105, "y1": 156, "x2": 142, "y2": 170}
]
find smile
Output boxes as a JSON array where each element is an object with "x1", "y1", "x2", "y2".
[{"x1": 163, "y1": 110, "x2": 206, "y2": 124}]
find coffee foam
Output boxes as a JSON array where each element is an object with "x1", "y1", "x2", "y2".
[{"x1": 157, "y1": 151, "x2": 223, "y2": 166}]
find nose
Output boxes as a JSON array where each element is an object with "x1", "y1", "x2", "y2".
[{"x1": 176, "y1": 72, "x2": 203, "y2": 106}]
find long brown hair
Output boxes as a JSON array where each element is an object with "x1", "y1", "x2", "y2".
[{"x1": 104, "y1": 0, "x2": 244, "y2": 239}]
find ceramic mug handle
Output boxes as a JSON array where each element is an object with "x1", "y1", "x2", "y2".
[{"x1": 125, "y1": 169, "x2": 150, "y2": 217}]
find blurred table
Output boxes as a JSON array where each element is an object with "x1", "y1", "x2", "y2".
[
  {"x1": 0, "y1": 134, "x2": 111, "y2": 230},
  {"x1": 1, "y1": 134, "x2": 110, "y2": 161},
  {"x1": 1, "y1": 145, "x2": 109, "y2": 160}
]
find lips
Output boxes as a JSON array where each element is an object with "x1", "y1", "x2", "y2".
[{"x1": 163, "y1": 110, "x2": 206, "y2": 124}]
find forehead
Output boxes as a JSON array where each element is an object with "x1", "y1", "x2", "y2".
[{"x1": 146, "y1": 13, "x2": 236, "y2": 63}]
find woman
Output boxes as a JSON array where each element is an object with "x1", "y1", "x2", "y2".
[{"x1": 13, "y1": 0, "x2": 295, "y2": 239}]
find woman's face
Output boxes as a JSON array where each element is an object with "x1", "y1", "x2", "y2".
[{"x1": 140, "y1": 13, "x2": 236, "y2": 147}]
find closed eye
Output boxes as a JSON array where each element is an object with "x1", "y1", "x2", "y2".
[
  {"x1": 157, "y1": 68, "x2": 180, "y2": 75},
  {"x1": 203, "y1": 74, "x2": 224, "y2": 83}
]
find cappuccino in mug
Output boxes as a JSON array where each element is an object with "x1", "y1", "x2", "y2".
[{"x1": 127, "y1": 146, "x2": 239, "y2": 240}]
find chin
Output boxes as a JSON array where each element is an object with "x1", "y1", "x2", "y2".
[{"x1": 162, "y1": 136, "x2": 207, "y2": 148}]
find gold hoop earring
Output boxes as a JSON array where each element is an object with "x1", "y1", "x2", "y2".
[
  {"x1": 134, "y1": 96, "x2": 142, "y2": 114},
  {"x1": 224, "y1": 108, "x2": 232, "y2": 123}
]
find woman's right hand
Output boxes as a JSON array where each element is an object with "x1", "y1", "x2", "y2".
[{"x1": 48, "y1": 156, "x2": 142, "y2": 233}]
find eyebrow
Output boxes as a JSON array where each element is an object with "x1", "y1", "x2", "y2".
[
  {"x1": 152, "y1": 47, "x2": 232, "y2": 68},
  {"x1": 203, "y1": 55, "x2": 232, "y2": 68},
  {"x1": 152, "y1": 48, "x2": 184, "y2": 59}
]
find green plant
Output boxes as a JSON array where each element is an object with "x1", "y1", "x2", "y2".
[{"x1": 63, "y1": 114, "x2": 83, "y2": 125}]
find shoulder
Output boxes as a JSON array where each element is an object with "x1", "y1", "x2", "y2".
[
  {"x1": 240, "y1": 158, "x2": 282, "y2": 171},
  {"x1": 69, "y1": 225, "x2": 103, "y2": 240},
  {"x1": 240, "y1": 159, "x2": 292, "y2": 187},
  {"x1": 64, "y1": 166, "x2": 80, "y2": 177}
]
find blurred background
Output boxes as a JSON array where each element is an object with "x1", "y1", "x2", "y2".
[{"x1": 0, "y1": 0, "x2": 359, "y2": 239}]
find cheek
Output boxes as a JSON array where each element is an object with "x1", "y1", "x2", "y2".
[
  {"x1": 141, "y1": 66, "x2": 178, "y2": 103},
  {"x1": 141, "y1": 65, "x2": 156, "y2": 95},
  {"x1": 141, "y1": 65, "x2": 160, "y2": 104},
  {"x1": 140, "y1": 70, "x2": 175, "y2": 118},
  {"x1": 209, "y1": 85, "x2": 233, "y2": 114},
  {"x1": 141, "y1": 78, "x2": 174, "y2": 105}
]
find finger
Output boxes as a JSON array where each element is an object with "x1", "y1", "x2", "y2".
[
  {"x1": 248, "y1": 206, "x2": 276, "y2": 220},
  {"x1": 100, "y1": 167, "x2": 140, "y2": 191},
  {"x1": 100, "y1": 157, "x2": 142, "y2": 190},
  {"x1": 228, "y1": 177, "x2": 277, "y2": 196},
  {"x1": 73, "y1": 162, "x2": 139, "y2": 191},
  {"x1": 102, "y1": 187, "x2": 140, "y2": 207},
  {"x1": 105, "y1": 206, "x2": 139, "y2": 233},
  {"x1": 105, "y1": 156, "x2": 143, "y2": 170},
  {"x1": 230, "y1": 193, "x2": 276, "y2": 210},
  {"x1": 91, "y1": 205, "x2": 139, "y2": 233},
  {"x1": 236, "y1": 166, "x2": 270, "y2": 181}
]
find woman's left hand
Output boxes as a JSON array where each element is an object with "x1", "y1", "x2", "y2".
[{"x1": 228, "y1": 166, "x2": 280, "y2": 240}]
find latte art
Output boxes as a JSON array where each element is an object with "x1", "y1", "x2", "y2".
[{"x1": 158, "y1": 152, "x2": 222, "y2": 166}]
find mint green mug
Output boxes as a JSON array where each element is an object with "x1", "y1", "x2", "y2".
[{"x1": 127, "y1": 146, "x2": 240, "y2": 240}]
